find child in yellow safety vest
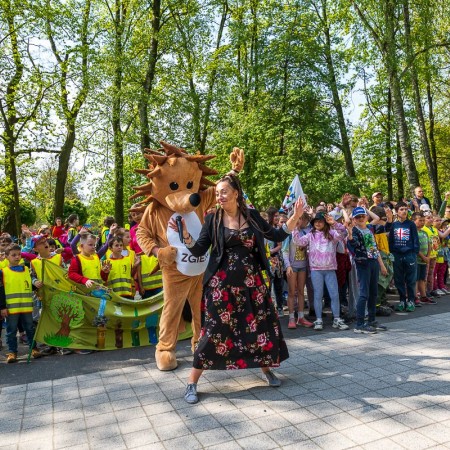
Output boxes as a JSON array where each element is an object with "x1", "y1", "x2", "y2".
[
  {"x1": 105, "y1": 237, "x2": 135, "y2": 298},
  {"x1": 68, "y1": 233, "x2": 110, "y2": 288},
  {"x1": 0, "y1": 244, "x2": 42, "y2": 363},
  {"x1": 137, "y1": 254, "x2": 163, "y2": 299}
]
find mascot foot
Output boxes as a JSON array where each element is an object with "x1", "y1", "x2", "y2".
[{"x1": 155, "y1": 349, "x2": 178, "y2": 371}]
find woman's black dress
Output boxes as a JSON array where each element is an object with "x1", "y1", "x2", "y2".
[{"x1": 193, "y1": 227, "x2": 289, "y2": 370}]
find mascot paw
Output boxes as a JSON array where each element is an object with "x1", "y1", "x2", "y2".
[
  {"x1": 155, "y1": 349, "x2": 178, "y2": 371},
  {"x1": 157, "y1": 246, "x2": 177, "y2": 268},
  {"x1": 230, "y1": 147, "x2": 245, "y2": 172}
]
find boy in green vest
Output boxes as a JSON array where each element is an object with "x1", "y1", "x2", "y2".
[{"x1": 0, "y1": 244, "x2": 42, "y2": 363}]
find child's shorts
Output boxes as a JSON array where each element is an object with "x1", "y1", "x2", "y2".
[
  {"x1": 417, "y1": 263, "x2": 427, "y2": 281},
  {"x1": 291, "y1": 267, "x2": 307, "y2": 273}
]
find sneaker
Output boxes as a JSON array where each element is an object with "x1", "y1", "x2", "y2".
[
  {"x1": 6, "y1": 352, "x2": 18, "y2": 363},
  {"x1": 406, "y1": 301, "x2": 415, "y2": 312},
  {"x1": 436, "y1": 289, "x2": 446, "y2": 296},
  {"x1": 58, "y1": 348, "x2": 74, "y2": 355},
  {"x1": 440, "y1": 288, "x2": 450, "y2": 295},
  {"x1": 368, "y1": 321, "x2": 387, "y2": 331},
  {"x1": 420, "y1": 296, "x2": 437, "y2": 305},
  {"x1": 376, "y1": 305, "x2": 392, "y2": 316},
  {"x1": 395, "y1": 302, "x2": 406, "y2": 312},
  {"x1": 74, "y1": 349, "x2": 93, "y2": 355},
  {"x1": 332, "y1": 318, "x2": 349, "y2": 330},
  {"x1": 313, "y1": 320, "x2": 323, "y2": 331},
  {"x1": 31, "y1": 348, "x2": 43, "y2": 359},
  {"x1": 184, "y1": 383, "x2": 198, "y2": 404},
  {"x1": 354, "y1": 325, "x2": 377, "y2": 334},
  {"x1": 430, "y1": 290, "x2": 441, "y2": 297},
  {"x1": 297, "y1": 317, "x2": 313, "y2": 328},
  {"x1": 40, "y1": 346, "x2": 58, "y2": 356},
  {"x1": 414, "y1": 298, "x2": 423, "y2": 307},
  {"x1": 277, "y1": 308, "x2": 284, "y2": 317},
  {"x1": 263, "y1": 370, "x2": 281, "y2": 387},
  {"x1": 287, "y1": 318, "x2": 296, "y2": 329}
]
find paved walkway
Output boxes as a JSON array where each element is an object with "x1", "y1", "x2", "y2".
[{"x1": 2, "y1": 312, "x2": 450, "y2": 450}]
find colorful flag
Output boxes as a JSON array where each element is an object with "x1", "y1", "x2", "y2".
[
  {"x1": 281, "y1": 175, "x2": 306, "y2": 212},
  {"x1": 243, "y1": 191, "x2": 255, "y2": 209},
  {"x1": 34, "y1": 260, "x2": 192, "y2": 350}
]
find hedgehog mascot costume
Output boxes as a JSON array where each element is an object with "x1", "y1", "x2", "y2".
[{"x1": 134, "y1": 141, "x2": 244, "y2": 371}]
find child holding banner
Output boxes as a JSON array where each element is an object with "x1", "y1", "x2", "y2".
[
  {"x1": 0, "y1": 244, "x2": 42, "y2": 363},
  {"x1": 68, "y1": 234, "x2": 111, "y2": 288},
  {"x1": 105, "y1": 236, "x2": 134, "y2": 298}
]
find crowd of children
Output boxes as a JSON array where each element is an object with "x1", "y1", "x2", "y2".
[{"x1": 1, "y1": 186, "x2": 450, "y2": 363}]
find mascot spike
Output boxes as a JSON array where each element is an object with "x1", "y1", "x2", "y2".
[
  {"x1": 198, "y1": 164, "x2": 218, "y2": 176},
  {"x1": 147, "y1": 167, "x2": 162, "y2": 178},
  {"x1": 200, "y1": 176, "x2": 216, "y2": 186},
  {"x1": 185, "y1": 154, "x2": 215, "y2": 163},
  {"x1": 151, "y1": 155, "x2": 168, "y2": 166},
  {"x1": 135, "y1": 168, "x2": 151, "y2": 176},
  {"x1": 159, "y1": 141, "x2": 185, "y2": 156}
]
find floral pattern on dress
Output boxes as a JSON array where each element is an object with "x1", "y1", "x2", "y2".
[{"x1": 193, "y1": 227, "x2": 289, "y2": 370}]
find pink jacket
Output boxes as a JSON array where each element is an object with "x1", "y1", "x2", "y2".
[{"x1": 292, "y1": 223, "x2": 347, "y2": 271}]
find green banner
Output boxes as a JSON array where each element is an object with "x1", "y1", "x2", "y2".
[{"x1": 35, "y1": 259, "x2": 192, "y2": 350}]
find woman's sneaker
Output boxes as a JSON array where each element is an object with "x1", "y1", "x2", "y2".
[
  {"x1": 287, "y1": 318, "x2": 297, "y2": 329},
  {"x1": 263, "y1": 370, "x2": 281, "y2": 387},
  {"x1": 313, "y1": 320, "x2": 323, "y2": 331},
  {"x1": 184, "y1": 383, "x2": 198, "y2": 404},
  {"x1": 297, "y1": 317, "x2": 313, "y2": 328},
  {"x1": 332, "y1": 318, "x2": 349, "y2": 330}
]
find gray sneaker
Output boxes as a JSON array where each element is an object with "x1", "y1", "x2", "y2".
[
  {"x1": 184, "y1": 383, "x2": 198, "y2": 404},
  {"x1": 354, "y1": 325, "x2": 377, "y2": 334},
  {"x1": 263, "y1": 370, "x2": 281, "y2": 387},
  {"x1": 368, "y1": 321, "x2": 387, "y2": 331}
]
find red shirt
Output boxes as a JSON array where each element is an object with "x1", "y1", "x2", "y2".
[{"x1": 52, "y1": 225, "x2": 65, "y2": 239}]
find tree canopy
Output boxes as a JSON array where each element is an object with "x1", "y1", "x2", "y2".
[{"x1": 1, "y1": 0, "x2": 450, "y2": 233}]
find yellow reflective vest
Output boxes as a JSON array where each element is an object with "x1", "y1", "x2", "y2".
[
  {"x1": 107, "y1": 256, "x2": 133, "y2": 297},
  {"x1": 3, "y1": 266, "x2": 33, "y2": 314},
  {"x1": 141, "y1": 254, "x2": 163, "y2": 291},
  {"x1": 79, "y1": 254, "x2": 102, "y2": 284},
  {"x1": 31, "y1": 254, "x2": 62, "y2": 279}
]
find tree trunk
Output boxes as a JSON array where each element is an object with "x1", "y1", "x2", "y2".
[
  {"x1": 54, "y1": 127, "x2": 76, "y2": 219},
  {"x1": 113, "y1": 0, "x2": 124, "y2": 226},
  {"x1": 322, "y1": 2, "x2": 356, "y2": 179},
  {"x1": 427, "y1": 79, "x2": 438, "y2": 182},
  {"x1": 386, "y1": 88, "x2": 393, "y2": 200},
  {"x1": 403, "y1": 0, "x2": 440, "y2": 208},
  {"x1": 395, "y1": 131, "x2": 404, "y2": 199},
  {"x1": 3, "y1": 138, "x2": 21, "y2": 236},
  {"x1": 138, "y1": 0, "x2": 161, "y2": 151},
  {"x1": 384, "y1": 0, "x2": 419, "y2": 194},
  {"x1": 352, "y1": 0, "x2": 419, "y2": 193}
]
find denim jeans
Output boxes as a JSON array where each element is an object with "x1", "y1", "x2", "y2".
[
  {"x1": 393, "y1": 252, "x2": 417, "y2": 303},
  {"x1": 355, "y1": 260, "x2": 379, "y2": 327},
  {"x1": 310, "y1": 270, "x2": 340, "y2": 319},
  {"x1": 6, "y1": 312, "x2": 35, "y2": 353}
]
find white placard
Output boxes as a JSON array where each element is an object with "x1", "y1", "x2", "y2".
[{"x1": 166, "y1": 211, "x2": 209, "y2": 276}]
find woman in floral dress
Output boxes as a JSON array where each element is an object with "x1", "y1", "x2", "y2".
[{"x1": 170, "y1": 174, "x2": 303, "y2": 404}]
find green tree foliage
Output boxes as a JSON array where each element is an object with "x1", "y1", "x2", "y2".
[{"x1": 2, "y1": 0, "x2": 450, "y2": 230}]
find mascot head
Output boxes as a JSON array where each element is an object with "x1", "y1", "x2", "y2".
[{"x1": 131, "y1": 141, "x2": 218, "y2": 214}]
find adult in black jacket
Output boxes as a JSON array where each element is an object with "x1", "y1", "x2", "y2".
[{"x1": 170, "y1": 174, "x2": 303, "y2": 404}]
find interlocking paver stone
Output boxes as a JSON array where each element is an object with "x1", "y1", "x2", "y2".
[{"x1": 2, "y1": 312, "x2": 450, "y2": 449}]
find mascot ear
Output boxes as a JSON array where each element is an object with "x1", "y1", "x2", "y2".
[{"x1": 230, "y1": 147, "x2": 245, "y2": 172}]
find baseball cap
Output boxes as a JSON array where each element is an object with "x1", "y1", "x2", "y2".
[
  {"x1": 351, "y1": 207, "x2": 367, "y2": 218},
  {"x1": 372, "y1": 192, "x2": 383, "y2": 198},
  {"x1": 329, "y1": 211, "x2": 343, "y2": 221},
  {"x1": 31, "y1": 234, "x2": 47, "y2": 249}
]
